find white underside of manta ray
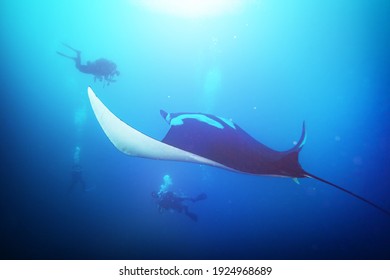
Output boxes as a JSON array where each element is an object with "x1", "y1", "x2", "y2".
[{"x1": 87, "y1": 87, "x2": 390, "y2": 217}]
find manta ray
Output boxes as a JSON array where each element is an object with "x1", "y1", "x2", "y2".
[{"x1": 87, "y1": 87, "x2": 390, "y2": 217}]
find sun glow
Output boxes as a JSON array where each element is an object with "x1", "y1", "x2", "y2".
[{"x1": 131, "y1": 0, "x2": 253, "y2": 18}]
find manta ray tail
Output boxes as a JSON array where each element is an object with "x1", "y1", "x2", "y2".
[{"x1": 304, "y1": 171, "x2": 390, "y2": 217}]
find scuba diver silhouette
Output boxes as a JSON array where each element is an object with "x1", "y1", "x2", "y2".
[
  {"x1": 69, "y1": 164, "x2": 87, "y2": 192},
  {"x1": 152, "y1": 191, "x2": 207, "y2": 222},
  {"x1": 151, "y1": 175, "x2": 207, "y2": 222},
  {"x1": 68, "y1": 146, "x2": 94, "y2": 193},
  {"x1": 57, "y1": 43, "x2": 120, "y2": 85}
]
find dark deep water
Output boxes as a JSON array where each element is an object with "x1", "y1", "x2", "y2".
[{"x1": 1, "y1": 0, "x2": 390, "y2": 259}]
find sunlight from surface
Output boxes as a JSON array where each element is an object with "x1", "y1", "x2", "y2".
[{"x1": 130, "y1": 0, "x2": 256, "y2": 18}]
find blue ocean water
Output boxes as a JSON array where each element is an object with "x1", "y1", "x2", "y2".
[{"x1": 1, "y1": 0, "x2": 390, "y2": 259}]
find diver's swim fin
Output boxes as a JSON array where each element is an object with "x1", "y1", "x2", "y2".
[
  {"x1": 61, "y1": 42, "x2": 80, "y2": 53},
  {"x1": 56, "y1": 51, "x2": 75, "y2": 60},
  {"x1": 84, "y1": 185, "x2": 96, "y2": 192},
  {"x1": 186, "y1": 212, "x2": 198, "y2": 222},
  {"x1": 194, "y1": 193, "x2": 207, "y2": 202}
]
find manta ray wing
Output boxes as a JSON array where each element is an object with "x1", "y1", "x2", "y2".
[
  {"x1": 87, "y1": 87, "x2": 233, "y2": 170},
  {"x1": 88, "y1": 86, "x2": 305, "y2": 177}
]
